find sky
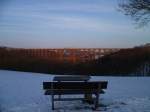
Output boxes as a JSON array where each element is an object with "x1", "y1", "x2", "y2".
[{"x1": 0, "y1": 0, "x2": 150, "y2": 48}]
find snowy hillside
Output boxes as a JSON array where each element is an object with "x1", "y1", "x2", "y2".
[{"x1": 0, "y1": 70, "x2": 150, "y2": 112}]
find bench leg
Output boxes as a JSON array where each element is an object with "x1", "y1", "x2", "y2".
[
  {"x1": 58, "y1": 81, "x2": 61, "y2": 100},
  {"x1": 84, "y1": 94, "x2": 93, "y2": 104},
  {"x1": 94, "y1": 93, "x2": 99, "y2": 110},
  {"x1": 51, "y1": 94, "x2": 54, "y2": 110},
  {"x1": 58, "y1": 94, "x2": 61, "y2": 99}
]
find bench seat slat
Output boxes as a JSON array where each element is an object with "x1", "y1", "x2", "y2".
[
  {"x1": 54, "y1": 98, "x2": 85, "y2": 101},
  {"x1": 44, "y1": 89, "x2": 105, "y2": 95}
]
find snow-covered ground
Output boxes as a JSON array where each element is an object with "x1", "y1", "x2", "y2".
[{"x1": 0, "y1": 70, "x2": 150, "y2": 112}]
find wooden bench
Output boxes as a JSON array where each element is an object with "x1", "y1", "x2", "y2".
[{"x1": 43, "y1": 81, "x2": 108, "y2": 110}]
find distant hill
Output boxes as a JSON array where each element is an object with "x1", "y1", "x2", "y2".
[{"x1": 93, "y1": 45, "x2": 150, "y2": 76}]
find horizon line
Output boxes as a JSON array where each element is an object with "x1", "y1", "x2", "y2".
[{"x1": 0, "y1": 45, "x2": 133, "y2": 49}]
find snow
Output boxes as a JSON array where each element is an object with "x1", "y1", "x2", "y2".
[{"x1": 0, "y1": 70, "x2": 150, "y2": 112}]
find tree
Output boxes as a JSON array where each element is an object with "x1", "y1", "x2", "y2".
[{"x1": 119, "y1": 0, "x2": 150, "y2": 27}]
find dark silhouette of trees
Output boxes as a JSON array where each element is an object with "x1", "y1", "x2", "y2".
[
  {"x1": 119, "y1": 0, "x2": 150, "y2": 27},
  {"x1": 0, "y1": 46, "x2": 150, "y2": 76},
  {"x1": 93, "y1": 45, "x2": 150, "y2": 76}
]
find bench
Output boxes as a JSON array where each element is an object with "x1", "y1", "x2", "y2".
[{"x1": 43, "y1": 81, "x2": 108, "y2": 110}]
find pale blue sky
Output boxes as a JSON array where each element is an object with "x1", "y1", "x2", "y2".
[{"x1": 0, "y1": 0, "x2": 150, "y2": 48}]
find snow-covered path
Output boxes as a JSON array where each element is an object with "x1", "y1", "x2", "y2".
[{"x1": 0, "y1": 70, "x2": 150, "y2": 112}]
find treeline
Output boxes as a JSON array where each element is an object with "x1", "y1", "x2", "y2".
[
  {"x1": 0, "y1": 46, "x2": 150, "y2": 76},
  {"x1": 91, "y1": 46, "x2": 150, "y2": 76}
]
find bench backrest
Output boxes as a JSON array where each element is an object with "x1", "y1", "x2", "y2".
[
  {"x1": 53, "y1": 76, "x2": 91, "y2": 81},
  {"x1": 43, "y1": 81, "x2": 108, "y2": 90}
]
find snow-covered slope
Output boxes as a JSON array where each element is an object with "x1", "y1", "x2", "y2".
[{"x1": 0, "y1": 70, "x2": 150, "y2": 112}]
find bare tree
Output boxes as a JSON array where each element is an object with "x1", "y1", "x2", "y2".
[{"x1": 119, "y1": 0, "x2": 150, "y2": 27}]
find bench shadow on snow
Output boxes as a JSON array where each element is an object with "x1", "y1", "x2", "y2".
[
  {"x1": 53, "y1": 99, "x2": 129, "y2": 111},
  {"x1": 51, "y1": 99, "x2": 109, "y2": 111}
]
